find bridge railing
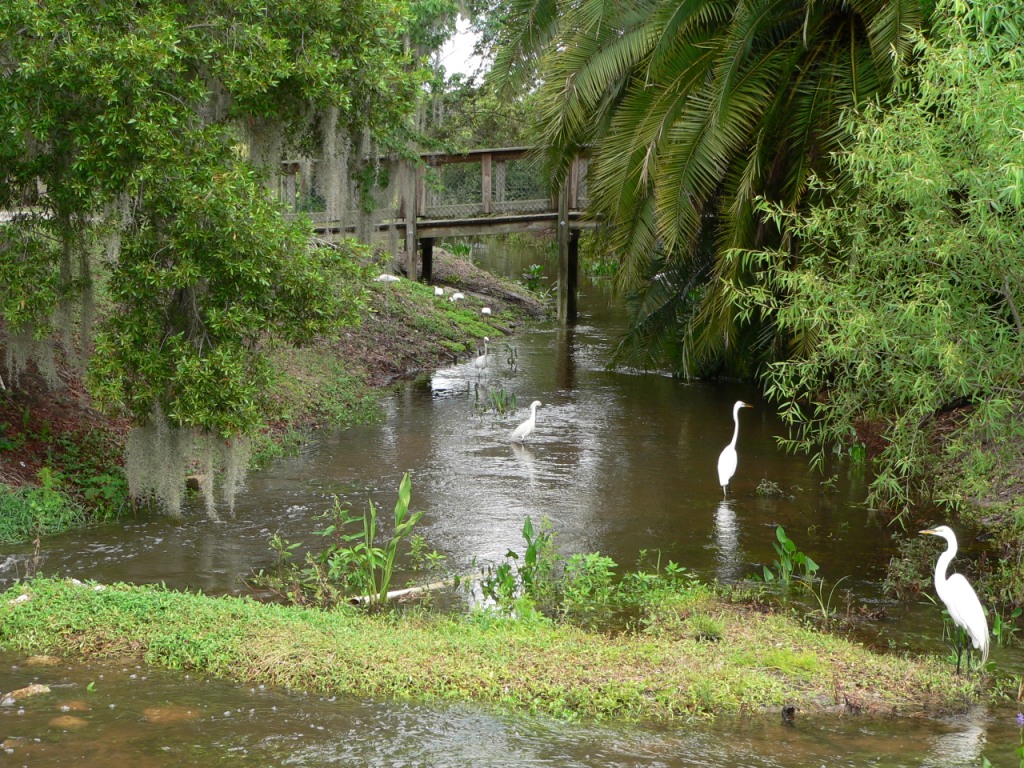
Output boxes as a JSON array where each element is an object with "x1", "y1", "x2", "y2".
[
  {"x1": 420, "y1": 148, "x2": 550, "y2": 218},
  {"x1": 277, "y1": 147, "x2": 587, "y2": 227}
]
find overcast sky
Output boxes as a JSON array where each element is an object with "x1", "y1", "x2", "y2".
[{"x1": 437, "y1": 17, "x2": 485, "y2": 77}]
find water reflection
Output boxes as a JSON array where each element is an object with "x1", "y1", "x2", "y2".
[{"x1": 713, "y1": 500, "x2": 741, "y2": 582}]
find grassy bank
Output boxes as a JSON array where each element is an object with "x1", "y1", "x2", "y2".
[{"x1": 0, "y1": 577, "x2": 981, "y2": 722}]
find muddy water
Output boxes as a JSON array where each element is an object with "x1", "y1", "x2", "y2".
[
  {"x1": 1, "y1": 650, "x2": 1022, "y2": 767},
  {"x1": 0, "y1": 239, "x2": 1018, "y2": 765}
]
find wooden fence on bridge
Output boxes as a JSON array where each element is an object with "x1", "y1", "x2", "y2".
[{"x1": 278, "y1": 147, "x2": 591, "y2": 323}]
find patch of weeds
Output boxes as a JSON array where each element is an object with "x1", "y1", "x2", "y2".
[
  {"x1": 991, "y1": 607, "x2": 1022, "y2": 648},
  {"x1": 882, "y1": 535, "x2": 935, "y2": 600},
  {"x1": 0, "y1": 467, "x2": 87, "y2": 543},
  {"x1": 798, "y1": 575, "x2": 852, "y2": 630},
  {"x1": 254, "y1": 474, "x2": 432, "y2": 607},
  {"x1": 755, "y1": 478, "x2": 791, "y2": 498},
  {"x1": 250, "y1": 427, "x2": 307, "y2": 469},
  {"x1": 479, "y1": 516, "x2": 560, "y2": 610},
  {"x1": 485, "y1": 388, "x2": 516, "y2": 417},
  {"x1": 0, "y1": 422, "x2": 25, "y2": 452},
  {"x1": 560, "y1": 552, "x2": 617, "y2": 626},
  {"x1": 689, "y1": 613, "x2": 724, "y2": 642}
]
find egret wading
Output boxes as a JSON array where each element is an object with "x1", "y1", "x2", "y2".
[
  {"x1": 920, "y1": 525, "x2": 989, "y2": 674},
  {"x1": 716, "y1": 401, "x2": 753, "y2": 496},
  {"x1": 511, "y1": 400, "x2": 542, "y2": 443},
  {"x1": 473, "y1": 337, "x2": 489, "y2": 371}
]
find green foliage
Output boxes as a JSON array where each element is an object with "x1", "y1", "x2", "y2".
[
  {"x1": 0, "y1": 577, "x2": 982, "y2": 723},
  {"x1": 0, "y1": 0, "x2": 423, "y2": 512},
  {"x1": 492, "y1": 0, "x2": 923, "y2": 376},
  {"x1": 0, "y1": 469, "x2": 87, "y2": 544},
  {"x1": 762, "y1": 526, "x2": 819, "y2": 586},
  {"x1": 520, "y1": 264, "x2": 544, "y2": 291},
  {"x1": 258, "y1": 473, "x2": 426, "y2": 607},
  {"x1": 559, "y1": 552, "x2": 617, "y2": 626},
  {"x1": 480, "y1": 516, "x2": 559, "y2": 609},
  {"x1": 480, "y1": 387, "x2": 515, "y2": 416},
  {"x1": 732, "y1": 0, "x2": 1024, "y2": 516},
  {"x1": 992, "y1": 607, "x2": 1022, "y2": 648}
]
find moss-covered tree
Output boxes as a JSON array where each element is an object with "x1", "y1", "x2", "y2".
[{"x1": 0, "y1": 0, "x2": 422, "y2": 515}]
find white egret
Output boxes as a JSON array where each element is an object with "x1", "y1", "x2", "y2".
[
  {"x1": 716, "y1": 400, "x2": 753, "y2": 496},
  {"x1": 375, "y1": 273, "x2": 400, "y2": 283},
  {"x1": 450, "y1": 292, "x2": 465, "y2": 302},
  {"x1": 510, "y1": 400, "x2": 542, "y2": 443},
  {"x1": 433, "y1": 286, "x2": 444, "y2": 296},
  {"x1": 481, "y1": 307, "x2": 492, "y2": 316},
  {"x1": 920, "y1": 525, "x2": 989, "y2": 673},
  {"x1": 473, "y1": 337, "x2": 489, "y2": 371}
]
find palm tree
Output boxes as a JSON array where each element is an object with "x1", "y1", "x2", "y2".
[{"x1": 492, "y1": 0, "x2": 924, "y2": 376}]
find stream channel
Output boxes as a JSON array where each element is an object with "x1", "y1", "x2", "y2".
[{"x1": 0, "y1": 240, "x2": 1022, "y2": 766}]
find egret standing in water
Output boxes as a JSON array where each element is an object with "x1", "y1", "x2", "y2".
[
  {"x1": 717, "y1": 401, "x2": 753, "y2": 496},
  {"x1": 511, "y1": 400, "x2": 542, "y2": 443},
  {"x1": 473, "y1": 337, "x2": 489, "y2": 371},
  {"x1": 920, "y1": 525, "x2": 990, "y2": 674}
]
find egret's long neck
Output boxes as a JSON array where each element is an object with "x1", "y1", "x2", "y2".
[
  {"x1": 935, "y1": 541, "x2": 956, "y2": 588},
  {"x1": 729, "y1": 409, "x2": 741, "y2": 449}
]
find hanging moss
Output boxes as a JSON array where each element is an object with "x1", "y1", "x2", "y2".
[{"x1": 125, "y1": 406, "x2": 252, "y2": 519}]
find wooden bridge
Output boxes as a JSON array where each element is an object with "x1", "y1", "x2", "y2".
[{"x1": 278, "y1": 147, "x2": 591, "y2": 323}]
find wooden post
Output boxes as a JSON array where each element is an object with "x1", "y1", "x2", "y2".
[
  {"x1": 481, "y1": 153, "x2": 492, "y2": 215},
  {"x1": 421, "y1": 237, "x2": 434, "y2": 284},
  {"x1": 403, "y1": 159, "x2": 418, "y2": 280},
  {"x1": 557, "y1": 182, "x2": 578, "y2": 324},
  {"x1": 568, "y1": 229, "x2": 579, "y2": 321}
]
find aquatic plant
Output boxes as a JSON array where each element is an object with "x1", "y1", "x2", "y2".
[
  {"x1": 258, "y1": 473, "x2": 427, "y2": 607},
  {"x1": 480, "y1": 516, "x2": 558, "y2": 609},
  {"x1": 521, "y1": 263, "x2": 544, "y2": 291},
  {"x1": 762, "y1": 526, "x2": 819, "y2": 585}
]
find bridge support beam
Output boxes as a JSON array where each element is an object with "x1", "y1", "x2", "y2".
[
  {"x1": 421, "y1": 237, "x2": 434, "y2": 284},
  {"x1": 557, "y1": 185, "x2": 578, "y2": 324}
]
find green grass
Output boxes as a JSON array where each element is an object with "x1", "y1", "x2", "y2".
[
  {"x1": 0, "y1": 577, "x2": 983, "y2": 722},
  {"x1": 0, "y1": 474, "x2": 87, "y2": 544}
]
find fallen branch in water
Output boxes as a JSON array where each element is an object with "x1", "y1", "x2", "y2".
[{"x1": 348, "y1": 572, "x2": 485, "y2": 606}]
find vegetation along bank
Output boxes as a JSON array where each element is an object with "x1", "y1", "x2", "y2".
[{"x1": 0, "y1": 577, "x2": 984, "y2": 723}]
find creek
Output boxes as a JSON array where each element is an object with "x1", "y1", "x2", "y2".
[{"x1": 0, "y1": 240, "x2": 1021, "y2": 766}]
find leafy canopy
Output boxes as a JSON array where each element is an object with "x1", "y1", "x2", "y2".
[
  {"x1": 732, "y1": 0, "x2": 1024, "y2": 515},
  {"x1": 0, "y1": 0, "x2": 420, "y2": 436},
  {"x1": 490, "y1": 0, "x2": 923, "y2": 377}
]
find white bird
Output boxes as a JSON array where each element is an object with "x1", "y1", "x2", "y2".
[
  {"x1": 920, "y1": 525, "x2": 990, "y2": 673},
  {"x1": 473, "y1": 337, "x2": 489, "y2": 371},
  {"x1": 434, "y1": 286, "x2": 444, "y2": 296},
  {"x1": 375, "y1": 273, "x2": 400, "y2": 283},
  {"x1": 716, "y1": 400, "x2": 753, "y2": 496},
  {"x1": 510, "y1": 400, "x2": 542, "y2": 443},
  {"x1": 449, "y1": 292, "x2": 465, "y2": 302},
  {"x1": 481, "y1": 307, "x2": 492, "y2": 316}
]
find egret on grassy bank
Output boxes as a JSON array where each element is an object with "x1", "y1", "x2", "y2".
[
  {"x1": 511, "y1": 400, "x2": 542, "y2": 443},
  {"x1": 920, "y1": 525, "x2": 989, "y2": 674},
  {"x1": 716, "y1": 401, "x2": 753, "y2": 496}
]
